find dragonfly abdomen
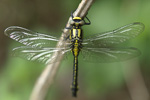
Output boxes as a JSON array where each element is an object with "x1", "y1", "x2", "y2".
[
  {"x1": 71, "y1": 55, "x2": 78, "y2": 97},
  {"x1": 71, "y1": 39, "x2": 81, "y2": 97}
]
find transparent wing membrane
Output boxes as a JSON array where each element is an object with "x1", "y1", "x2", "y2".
[
  {"x1": 4, "y1": 26, "x2": 59, "y2": 48},
  {"x1": 12, "y1": 46, "x2": 71, "y2": 64},
  {"x1": 5, "y1": 22, "x2": 144, "y2": 64},
  {"x1": 83, "y1": 22, "x2": 144, "y2": 47},
  {"x1": 81, "y1": 47, "x2": 141, "y2": 63}
]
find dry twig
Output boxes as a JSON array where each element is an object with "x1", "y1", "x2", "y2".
[{"x1": 30, "y1": 0, "x2": 94, "y2": 100}]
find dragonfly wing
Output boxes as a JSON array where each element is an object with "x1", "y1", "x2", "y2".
[
  {"x1": 81, "y1": 47, "x2": 141, "y2": 63},
  {"x1": 12, "y1": 46, "x2": 71, "y2": 64},
  {"x1": 4, "y1": 26, "x2": 59, "y2": 48},
  {"x1": 83, "y1": 22, "x2": 144, "y2": 47}
]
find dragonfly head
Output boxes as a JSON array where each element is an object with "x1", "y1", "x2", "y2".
[
  {"x1": 70, "y1": 11, "x2": 90, "y2": 26},
  {"x1": 70, "y1": 16, "x2": 85, "y2": 26}
]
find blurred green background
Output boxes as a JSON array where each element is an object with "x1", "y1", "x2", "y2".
[{"x1": 0, "y1": 0, "x2": 150, "y2": 100}]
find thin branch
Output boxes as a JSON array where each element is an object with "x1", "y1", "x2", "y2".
[{"x1": 30, "y1": 0, "x2": 94, "y2": 100}]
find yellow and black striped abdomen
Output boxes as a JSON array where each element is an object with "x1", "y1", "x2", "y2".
[
  {"x1": 71, "y1": 55, "x2": 78, "y2": 97},
  {"x1": 71, "y1": 39, "x2": 80, "y2": 97}
]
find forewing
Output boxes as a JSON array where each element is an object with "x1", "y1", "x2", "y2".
[
  {"x1": 81, "y1": 47, "x2": 141, "y2": 63},
  {"x1": 4, "y1": 26, "x2": 59, "y2": 48},
  {"x1": 12, "y1": 46, "x2": 71, "y2": 64},
  {"x1": 83, "y1": 22, "x2": 144, "y2": 47}
]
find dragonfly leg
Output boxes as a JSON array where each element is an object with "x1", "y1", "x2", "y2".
[{"x1": 84, "y1": 16, "x2": 91, "y2": 25}]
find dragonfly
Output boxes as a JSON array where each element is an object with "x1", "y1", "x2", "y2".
[{"x1": 4, "y1": 12, "x2": 145, "y2": 97}]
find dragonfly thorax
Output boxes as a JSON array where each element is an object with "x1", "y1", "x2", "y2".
[{"x1": 71, "y1": 29, "x2": 82, "y2": 39}]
